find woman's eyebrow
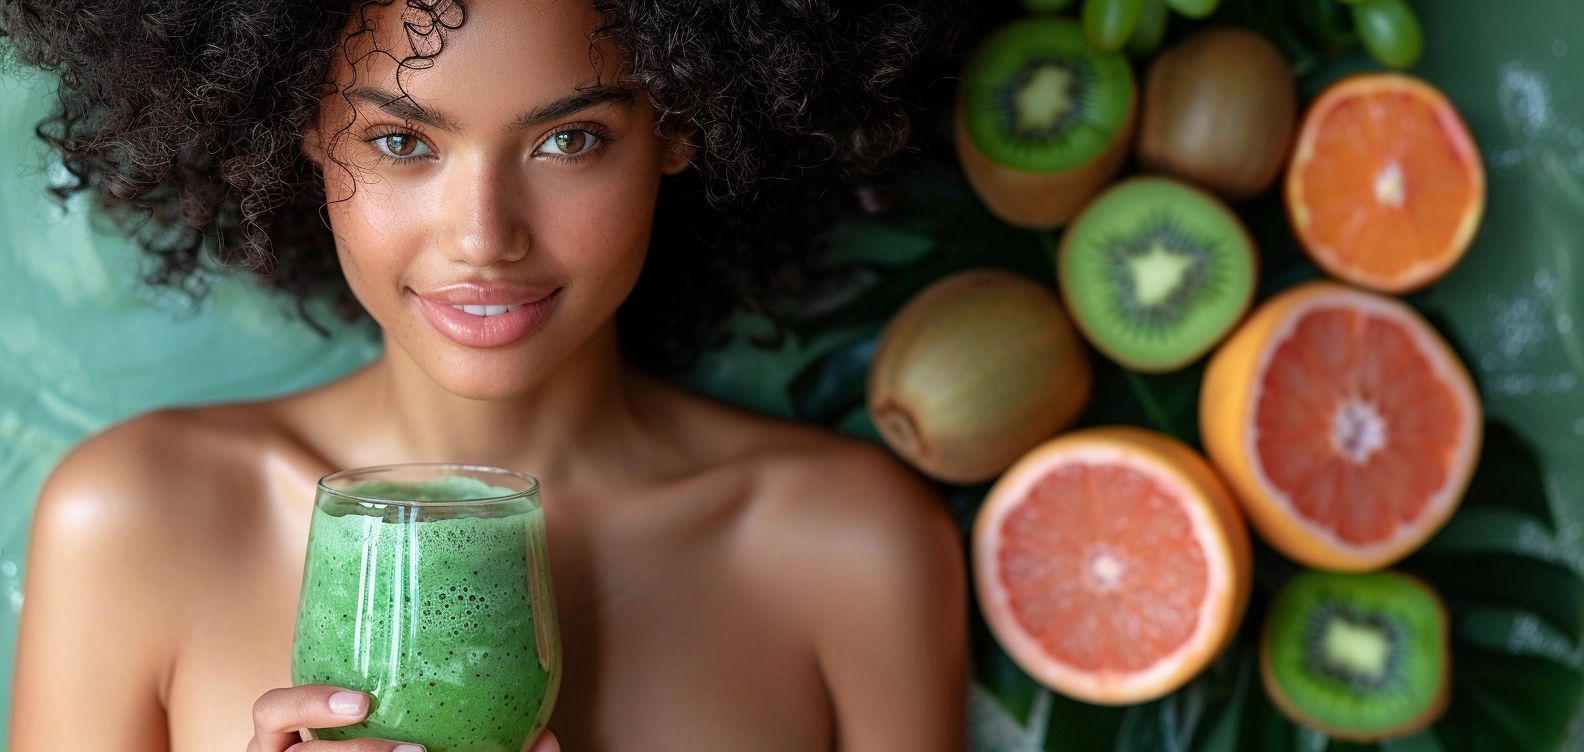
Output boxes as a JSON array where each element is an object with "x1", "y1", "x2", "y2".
[
  {"x1": 342, "y1": 85, "x2": 634, "y2": 134},
  {"x1": 345, "y1": 87, "x2": 461, "y2": 132},
  {"x1": 508, "y1": 86, "x2": 635, "y2": 131}
]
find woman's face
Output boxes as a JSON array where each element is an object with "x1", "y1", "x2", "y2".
[{"x1": 310, "y1": 0, "x2": 688, "y2": 400}]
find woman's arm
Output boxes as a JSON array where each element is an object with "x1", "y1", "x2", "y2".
[{"x1": 10, "y1": 427, "x2": 178, "y2": 751}]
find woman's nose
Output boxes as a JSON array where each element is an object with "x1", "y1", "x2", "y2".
[{"x1": 437, "y1": 156, "x2": 531, "y2": 268}]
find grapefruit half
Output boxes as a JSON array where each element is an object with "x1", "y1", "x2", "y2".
[
  {"x1": 1286, "y1": 73, "x2": 1485, "y2": 294},
  {"x1": 1200, "y1": 282, "x2": 1482, "y2": 572},
  {"x1": 973, "y1": 427, "x2": 1252, "y2": 704}
]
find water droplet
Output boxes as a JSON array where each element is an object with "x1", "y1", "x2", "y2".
[
  {"x1": 1555, "y1": 39, "x2": 1569, "y2": 58},
  {"x1": 1572, "y1": 417, "x2": 1584, "y2": 436},
  {"x1": 1561, "y1": 314, "x2": 1574, "y2": 334}
]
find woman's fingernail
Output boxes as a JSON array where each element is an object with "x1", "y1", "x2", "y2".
[
  {"x1": 393, "y1": 745, "x2": 426, "y2": 752},
  {"x1": 328, "y1": 690, "x2": 368, "y2": 716}
]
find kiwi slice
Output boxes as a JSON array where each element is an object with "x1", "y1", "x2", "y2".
[
  {"x1": 956, "y1": 18, "x2": 1136, "y2": 229},
  {"x1": 962, "y1": 18, "x2": 1132, "y2": 172},
  {"x1": 1057, "y1": 177, "x2": 1256, "y2": 372},
  {"x1": 1262, "y1": 570, "x2": 1450, "y2": 742}
]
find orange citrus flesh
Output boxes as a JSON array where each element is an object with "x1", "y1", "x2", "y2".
[
  {"x1": 1002, "y1": 463, "x2": 1209, "y2": 672},
  {"x1": 1286, "y1": 74, "x2": 1485, "y2": 293},
  {"x1": 974, "y1": 427, "x2": 1251, "y2": 705},
  {"x1": 1201, "y1": 282, "x2": 1481, "y2": 572}
]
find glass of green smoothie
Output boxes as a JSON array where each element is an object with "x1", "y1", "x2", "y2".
[{"x1": 293, "y1": 464, "x2": 560, "y2": 752}]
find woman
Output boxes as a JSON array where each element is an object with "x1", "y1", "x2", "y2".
[{"x1": 0, "y1": 0, "x2": 967, "y2": 749}]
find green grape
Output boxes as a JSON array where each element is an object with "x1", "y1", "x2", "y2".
[
  {"x1": 1127, "y1": 0, "x2": 1169, "y2": 57},
  {"x1": 1022, "y1": 0, "x2": 1076, "y2": 12},
  {"x1": 1161, "y1": 0, "x2": 1220, "y2": 20},
  {"x1": 1352, "y1": 0, "x2": 1424, "y2": 69},
  {"x1": 1083, "y1": 0, "x2": 1147, "y2": 52}
]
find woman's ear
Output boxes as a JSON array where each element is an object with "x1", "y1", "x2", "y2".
[
  {"x1": 660, "y1": 127, "x2": 697, "y2": 176},
  {"x1": 301, "y1": 125, "x2": 327, "y2": 168}
]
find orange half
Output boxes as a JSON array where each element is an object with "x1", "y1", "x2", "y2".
[
  {"x1": 1201, "y1": 282, "x2": 1482, "y2": 572},
  {"x1": 1286, "y1": 73, "x2": 1486, "y2": 293},
  {"x1": 973, "y1": 427, "x2": 1251, "y2": 704}
]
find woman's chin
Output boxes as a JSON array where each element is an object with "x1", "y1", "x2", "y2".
[
  {"x1": 392, "y1": 342, "x2": 558, "y2": 402},
  {"x1": 432, "y1": 361, "x2": 550, "y2": 401}
]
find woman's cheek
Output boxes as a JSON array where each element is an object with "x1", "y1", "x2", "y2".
[
  {"x1": 332, "y1": 183, "x2": 431, "y2": 323},
  {"x1": 541, "y1": 159, "x2": 659, "y2": 296}
]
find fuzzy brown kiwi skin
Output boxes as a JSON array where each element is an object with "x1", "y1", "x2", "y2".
[
  {"x1": 1137, "y1": 28, "x2": 1296, "y2": 202},
  {"x1": 867, "y1": 270, "x2": 1093, "y2": 484},
  {"x1": 1056, "y1": 177, "x2": 1259, "y2": 374},
  {"x1": 1259, "y1": 571, "x2": 1452, "y2": 743},
  {"x1": 954, "y1": 70, "x2": 1138, "y2": 230}
]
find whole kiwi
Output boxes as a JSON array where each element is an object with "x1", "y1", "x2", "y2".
[
  {"x1": 867, "y1": 270, "x2": 1093, "y2": 484},
  {"x1": 1136, "y1": 28, "x2": 1296, "y2": 201}
]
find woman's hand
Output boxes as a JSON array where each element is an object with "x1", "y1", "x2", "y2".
[{"x1": 246, "y1": 684, "x2": 561, "y2": 752}]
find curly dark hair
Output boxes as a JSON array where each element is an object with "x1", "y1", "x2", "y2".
[{"x1": 0, "y1": 0, "x2": 957, "y2": 371}]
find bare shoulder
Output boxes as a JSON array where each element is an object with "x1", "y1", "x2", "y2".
[
  {"x1": 41, "y1": 405, "x2": 267, "y2": 522},
  {"x1": 32, "y1": 402, "x2": 293, "y2": 568},
  {"x1": 668, "y1": 388, "x2": 969, "y2": 734},
  {"x1": 14, "y1": 403, "x2": 293, "y2": 743},
  {"x1": 657, "y1": 382, "x2": 962, "y2": 602}
]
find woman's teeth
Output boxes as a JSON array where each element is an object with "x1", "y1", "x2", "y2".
[{"x1": 451, "y1": 304, "x2": 524, "y2": 317}]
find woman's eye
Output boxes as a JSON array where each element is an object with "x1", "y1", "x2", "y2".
[
  {"x1": 373, "y1": 133, "x2": 431, "y2": 159},
  {"x1": 538, "y1": 129, "x2": 600, "y2": 157}
]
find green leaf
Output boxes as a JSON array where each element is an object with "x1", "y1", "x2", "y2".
[
  {"x1": 681, "y1": 315, "x2": 873, "y2": 419},
  {"x1": 1197, "y1": 652, "x2": 1255, "y2": 752},
  {"x1": 1443, "y1": 649, "x2": 1582, "y2": 752},
  {"x1": 790, "y1": 331, "x2": 880, "y2": 423},
  {"x1": 1409, "y1": 552, "x2": 1584, "y2": 639},
  {"x1": 1455, "y1": 422, "x2": 1554, "y2": 526},
  {"x1": 1079, "y1": 359, "x2": 1204, "y2": 445},
  {"x1": 833, "y1": 404, "x2": 883, "y2": 444},
  {"x1": 1456, "y1": 606, "x2": 1581, "y2": 669},
  {"x1": 1381, "y1": 732, "x2": 1442, "y2": 752},
  {"x1": 820, "y1": 220, "x2": 936, "y2": 269},
  {"x1": 1419, "y1": 507, "x2": 1561, "y2": 561}
]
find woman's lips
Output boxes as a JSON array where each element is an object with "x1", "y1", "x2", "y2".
[{"x1": 415, "y1": 289, "x2": 559, "y2": 349}]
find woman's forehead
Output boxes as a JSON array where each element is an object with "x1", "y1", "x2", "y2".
[{"x1": 333, "y1": 0, "x2": 618, "y2": 115}]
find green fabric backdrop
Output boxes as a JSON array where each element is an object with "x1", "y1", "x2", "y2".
[{"x1": 0, "y1": 70, "x2": 382, "y2": 742}]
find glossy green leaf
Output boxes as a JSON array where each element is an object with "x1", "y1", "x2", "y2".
[
  {"x1": 1410, "y1": 553, "x2": 1584, "y2": 640},
  {"x1": 1457, "y1": 606, "x2": 1581, "y2": 668},
  {"x1": 820, "y1": 221, "x2": 936, "y2": 269},
  {"x1": 790, "y1": 331, "x2": 881, "y2": 422},
  {"x1": 1197, "y1": 653, "x2": 1254, "y2": 752},
  {"x1": 1442, "y1": 650, "x2": 1581, "y2": 752}
]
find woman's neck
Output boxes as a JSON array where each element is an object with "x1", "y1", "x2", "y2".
[{"x1": 334, "y1": 318, "x2": 651, "y2": 479}]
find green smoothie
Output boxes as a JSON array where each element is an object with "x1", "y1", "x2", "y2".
[{"x1": 293, "y1": 477, "x2": 559, "y2": 752}]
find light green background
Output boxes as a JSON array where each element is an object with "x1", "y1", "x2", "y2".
[
  {"x1": 4, "y1": 0, "x2": 1584, "y2": 747},
  {"x1": 0, "y1": 70, "x2": 383, "y2": 742}
]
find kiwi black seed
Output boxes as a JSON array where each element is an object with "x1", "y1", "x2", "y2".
[
  {"x1": 955, "y1": 17, "x2": 1136, "y2": 229},
  {"x1": 1262, "y1": 570, "x2": 1450, "y2": 742},
  {"x1": 1057, "y1": 176, "x2": 1256, "y2": 372}
]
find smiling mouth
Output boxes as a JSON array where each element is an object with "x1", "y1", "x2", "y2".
[
  {"x1": 416, "y1": 289, "x2": 560, "y2": 349},
  {"x1": 451, "y1": 304, "x2": 526, "y2": 317}
]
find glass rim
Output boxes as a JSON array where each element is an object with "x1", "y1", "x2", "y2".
[{"x1": 316, "y1": 462, "x2": 540, "y2": 507}]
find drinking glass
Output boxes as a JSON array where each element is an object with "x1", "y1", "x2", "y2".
[{"x1": 293, "y1": 464, "x2": 560, "y2": 752}]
